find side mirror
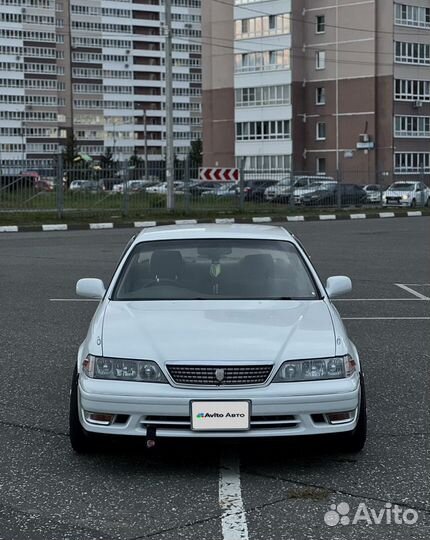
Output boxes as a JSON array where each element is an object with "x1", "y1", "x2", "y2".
[
  {"x1": 326, "y1": 276, "x2": 352, "y2": 298},
  {"x1": 76, "y1": 278, "x2": 106, "y2": 299}
]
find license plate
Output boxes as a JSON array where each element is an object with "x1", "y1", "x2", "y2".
[{"x1": 190, "y1": 401, "x2": 251, "y2": 431}]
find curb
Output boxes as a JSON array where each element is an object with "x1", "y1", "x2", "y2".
[{"x1": 0, "y1": 210, "x2": 426, "y2": 233}]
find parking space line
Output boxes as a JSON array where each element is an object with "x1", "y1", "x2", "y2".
[
  {"x1": 335, "y1": 298, "x2": 428, "y2": 301},
  {"x1": 395, "y1": 284, "x2": 430, "y2": 300},
  {"x1": 343, "y1": 317, "x2": 430, "y2": 320},
  {"x1": 219, "y1": 454, "x2": 249, "y2": 540},
  {"x1": 49, "y1": 298, "x2": 98, "y2": 302}
]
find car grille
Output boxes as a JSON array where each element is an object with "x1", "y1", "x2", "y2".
[
  {"x1": 141, "y1": 414, "x2": 299, "y2": 431},
  {"x1": 166, "y1": 364, "x2": 273, "y2": 386}
]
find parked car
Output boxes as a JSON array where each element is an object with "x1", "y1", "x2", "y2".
[
  {"x1": 0, "y1": 174, "x2": 35, "y2": 191},
  {"x1": 34, "y1": 178, "x2": 55, "y2": 192},
  {"x1": 302, "y1": 184, "x2": 367, "y2": 206},
  {"x1": 70, "y1": 224, "x2": 366, "y2": 453},
  {"x1": 244, "y1": 179, "x2": 279, "y2": 202},
  {"x1": 146, "y1": 181, "x2": 185, "y2": 195},
  {"x1": 69, "y1": 180, "x2": 104, "y2": 193},
  {"x1": 112, "y1": 180, "x2": 158, "y2": 194},
  {"x1": 363, "y1": 184, "x2": 384, "y2": 203},
  {"x1": 200, "y1": 183, "x2": 238, "y2": 199},
  {"x1": 265, "y1": 176, "x2": 335, "y2": 203},
  {"x1": 189, "y1": 181, "x2": 225, "y2": 198},
  {"x1": 382, "y1": 181, "x2": 430, "y2": 208},
  {"x1": 294, "y1": 180, "x2": 338, "y2": 204}
]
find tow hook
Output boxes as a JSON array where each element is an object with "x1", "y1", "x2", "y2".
[{"x1": 145, "y1": 426, "x2": 157, "y2": 449}]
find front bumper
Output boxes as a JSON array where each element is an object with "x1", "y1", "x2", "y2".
[
  {"x1": 78, "y1": 374, "x2": 360, "y2": 438},
  {"x1": 383, "y1": 199, "x2": 410, "y2": 207}
]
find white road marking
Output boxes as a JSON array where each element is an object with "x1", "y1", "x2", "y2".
[
  {"x1": 219, "y1": 454, "x2": 249, "y2": 540},
  {"x1": 134, "y1": 221, "x2": 157, "y2": 228},
  {"x1": 334, "y1": 298, "x2": 428, "y2": 302},
  {"x1": 395, "y1": 284, "x2": 430, "y2": 301},
  {"x1": 252, "y1": 217, "x2": 272, "y2": 223},
  {"x1": 0, "y1": 226, "x2": 18, "y2": 233},
  {"x1": 175, "y1": 219, "x2": 198, "y2": 225},
  {"x1": 287, "y1": 216, "x2": 305, "y2": 222},
  {"x1": 350, "y1": 214, "x2": 366, "y2": 220},
  {"x1": 319, "y1": 214, "x2": 336, "y2": 221},
  {"x1": 216, "y1": 218, "x2": 235, "y2": 224},
  {"x1": 42, "y1": 224, "x2": 68, "y2": 232},
  {"x1": 89, "y1": 223, "x2": 114, "y2": 230},
  {"x1": 343, "y1": 317, "x2": 430, "y2": 321},
  {"x1": 380, "y1": 212, "x2": 395, "y2": 218},
  {"x1": 50, "y1": 298, "x2": 98, "y2": 302},
  {"x1": 407, "y1": 211, "x2": 422, "y2": 217}
]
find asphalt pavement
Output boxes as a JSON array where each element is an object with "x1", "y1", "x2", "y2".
[{"x1": 0, "y1": 217, "x2": 429, "y2": 540}]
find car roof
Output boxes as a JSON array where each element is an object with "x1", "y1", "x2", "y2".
[{"x1": 136, "y1": 224, "x2": 294, "y2": 243}]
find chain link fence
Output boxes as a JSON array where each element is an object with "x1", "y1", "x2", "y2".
[{"x1": 1, "y1": 161, "x2": 429, "y2": 218}]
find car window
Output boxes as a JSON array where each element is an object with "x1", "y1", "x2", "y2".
[{"x1": 113, "y1": 239, "x2": 320, "y2": 301}]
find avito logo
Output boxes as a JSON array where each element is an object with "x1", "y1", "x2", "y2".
[{"x1": 196, "y1": 412, "x2": 245, "y2": 419}]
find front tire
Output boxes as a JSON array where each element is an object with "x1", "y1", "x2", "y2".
[
  {"x1": 338, "y1": 373, "x2": 367, "y2": 453},
  {"x1": 411, "y1": 199, "x2": 417, "y2": 208},
  {"x1": 69, "y1": 366, "x2": 99, "y2": 453}
]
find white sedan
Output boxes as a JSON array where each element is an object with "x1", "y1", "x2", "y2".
[
  {"x1": 70, "y1": 225, "x2": 367, "y2": 453},
  {"x1": 383, "y1": 181, "x2": 430, "y2": 208}
]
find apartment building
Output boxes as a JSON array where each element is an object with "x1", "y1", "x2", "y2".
[
  {"x1": 202, "y1": 0, "x2": 430, "y2": 182},
  {"x1": 0, "y1": 0, "x2": 202, "y2": 172}
]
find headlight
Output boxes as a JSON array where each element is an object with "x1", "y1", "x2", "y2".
[
  {"x1": 401, "y1": 194, "x2": 409, "y2": 200},
  {"x1": 273, "y1": 355, "x2": 356, "y2": 382},
  {"x1": 82, "y1": 355, "x2": 168, "y2": 383}
]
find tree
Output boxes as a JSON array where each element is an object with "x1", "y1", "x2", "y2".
[
  {"x1": 189, "y1": 139, "x2": 203, "y2": 168},
  {"x1": 100, "y1": 148, "x2": 118, "y2": 178},
  {"x1": 129, "y1": 149, "x2": 143, "y2": 180},
  {"x1": 62, "y1": 132, "x2": 79, "y2": 168}
]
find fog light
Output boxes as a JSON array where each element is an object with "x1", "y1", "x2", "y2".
[
  {"x1": 325, "y1": 411, "x2": 355, "y2": 425},
  {"x1": 84, "y1": 412, "x2": 115, "y2": 426}
]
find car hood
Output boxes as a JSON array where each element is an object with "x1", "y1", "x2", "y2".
[
  {"x1": 385, "y1": 190, "x2": 413, "y2": 196},
  {"x1": 101, "y1": 300, "x2": 336, "y2": 364}
]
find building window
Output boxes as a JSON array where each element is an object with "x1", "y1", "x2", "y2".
[
  {"x1": 316, "y1": 157, "x2": 326, "y2": 174},
  {"x1": 235, "y1": 49, "x2": 290, "y2": 73},
  {"x1": 395, "y1": 152, "x2": 430, "y2": 173},
  {"x1": 235, "y1": 13, "x2": 290, "y2": 40},
  {"x1": 316, "y1": 87, "x2": 326, "y2": 105},
  {"x1": 395, "y1": 41, "x2": 430, "y2": 65},
  {"x1": 236, "y1": 154, "x2": 292, "y2": 172},
  {"x1": 395, "y1": 79, "x2": 430, "y2": 101},
  {"x1": 236, "y1": 120, "x2": 291, "y2": 141},
  {"x1": 395, "y1": 116, "x2": 430, "y2": 138},
  {"x1": 316, "y1": 51, "x2": 326, "y2": 70},
  {"x1": 235, "y1": 85, "x2": 291, "y2": 107},
  {"x1": 395, "y1": 4, "x2": 430, "y2": 29},
  {"x1": 316, "y1": 15, "x2": 325, "y2": 33},
  {"x1": 316, "y1": 122, "x2": 327, "y2": 140}
]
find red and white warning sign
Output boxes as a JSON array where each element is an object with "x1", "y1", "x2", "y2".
[{"x1": 199, "y1": 168, "x2": 240, "y2": 182}]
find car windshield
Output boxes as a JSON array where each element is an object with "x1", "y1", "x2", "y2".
[
  {"x1": 113, "y1": 239, "x2": 319, "y2": 301},
  {"x1": 389, "y1": 183, "x2": 415, "y2": 191}
]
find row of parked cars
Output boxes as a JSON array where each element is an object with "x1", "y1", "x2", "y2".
[
  {"x1": 189, "y1": 177, "x2": 430, "y2": 208},
  {"x1": 24, "y1": 173, "x2": 430, "y2": 208}
]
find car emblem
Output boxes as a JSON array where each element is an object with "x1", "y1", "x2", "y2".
[{"x1": 215, "y1": 368, "x2": 225, "y2": 383}]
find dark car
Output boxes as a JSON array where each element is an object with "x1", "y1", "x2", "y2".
[
  {"x1": 189, "y1": 181, "x2": 226, "y2": 198},
  {"x1": 244, "y1": 179, "x2": 279, "y2": 202},
  {"x1": 302, "y1": 184, "x2": 367, "y2": 207},
  {"x1": 0, "y1": 174, "x2": 35, "y2": 191}
]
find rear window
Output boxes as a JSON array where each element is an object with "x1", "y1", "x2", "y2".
[{"x1": 113, "y1": 239, "x2": 319, "y2": 301}]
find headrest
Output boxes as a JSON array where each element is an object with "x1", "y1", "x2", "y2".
[
  {"x1": 239, "y1": 254, "x2": 274, "y2": 280},
  {"x1": 150, "y1": 250, "x2": 183, "y2": 280}
]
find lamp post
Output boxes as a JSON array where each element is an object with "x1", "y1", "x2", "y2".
[{"x1": 143, "y1": 109, "x2": 149, "y2": 181}]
